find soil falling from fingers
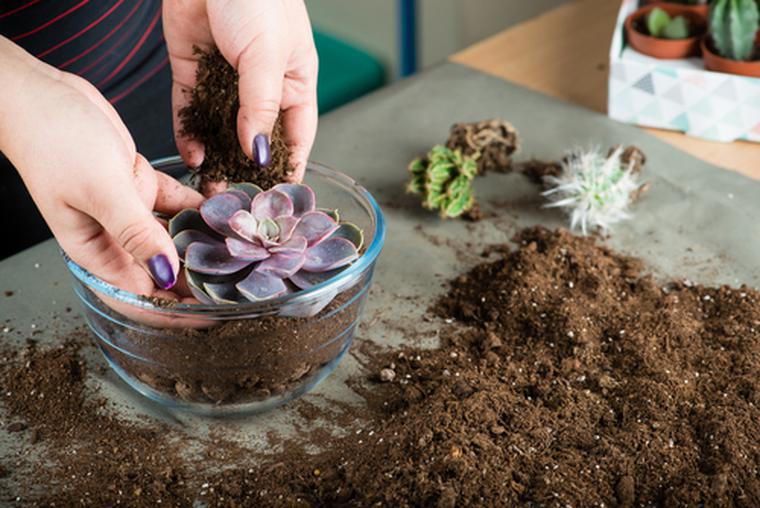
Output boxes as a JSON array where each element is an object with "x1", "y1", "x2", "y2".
[{"x1": 179, "y1": 47, "x2": 294, "y2": 189}]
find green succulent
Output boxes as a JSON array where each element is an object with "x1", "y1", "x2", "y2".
[
  {"x1": 710, "y1": 0, "x2": 759, "y2": 60},
  {"x1": 407, "y1": 145, "x2": 478, "y2": 218},
  {"x1": 647, "y1": 7, "x2": 692, "y2": 39}
]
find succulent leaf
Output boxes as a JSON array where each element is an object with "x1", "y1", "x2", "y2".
[
  {"x1": 200, "y1": 193, "x2": 245, "y2": 236},
  {"x1": 329, "y1": 222, "x2": 364, "y2": 250},
  {"x1": 203, "y1": 282, "x2": 244, "y2": 304},
  {"x1": 647, "y1": 7, "x2": 672, "y2": 37},
  {"x1": 228, "y1": 210, "x2": 258, "y2": 241},
  {"x1": 289, "y1": 268, "x2": 345, "y2": 290},
  {"x1": 169, "y1": 208, "x2": 218, "y2": 238},
  {"x1": 663, "y1": 16, "x2": 690, "y2": 39},
  {"x1": 293, "y1": 211, "x2": 339, "y2": 246},
  {"x1": 303, "y1": 237, "x2": 359, "y2": 272},
  {"x1": 225, "y1": 238, "x2": 270, "y2": 261},
  {"x1": 226, "y1": 189, "x2": 252, "y2": 209},
  {"x1": 318, "y1": 208, "x2": 341, "y2": 222},
  {"x1": 185, "y1": 268, "x2": 223, "y2": 304},
  {"x1": 257, "y1": 218, "x2": 280, "y2": 244},
  {"x1": 275, "y1": 215, "x2": 299, "y2": 242},
  {"x1": 229, "y1": 182, "x2": 263, "y2": 199},
  {"x1": 255, "y1": 253, "x2": 306, "y2": 278},
  {"x1": 269, "y1": 235, "x2": 308, "y2": 255},
  {"x1": 272, "y1": 183, "x2": 316, "y2": 216},
  {"x1": 251, "y1": 189, "x2": 294, "y2": 221},
  {"x1": 236, "y1": 270, "x2": 288, "y2": 300},
  {"x1": 173, "y1": 230, "x2": 217, "y2": 260},
  {"x1": 185, "y1": 241, "x2": 252, "y2": 275}
]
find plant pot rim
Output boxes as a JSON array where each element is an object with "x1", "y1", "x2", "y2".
[
  {"x1": 701, "y1": 36, "x2": 760, "y2": 77},
  {"x1": 625, "y1": 4, "x2": 707, "y2": 59},
  {"x1": 63, "y1": 156, "x2": 387, "y2": 316}
]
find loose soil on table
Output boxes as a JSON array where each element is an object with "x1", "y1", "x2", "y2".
[
  {"x1": 2, "y1": 228, "x2": 759, "y2": 506},
  {"x1": 179, "y1": 47, "x2": 294, "y2": 189}
]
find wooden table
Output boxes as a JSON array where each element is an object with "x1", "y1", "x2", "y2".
[{"x1": 451, "y1": 0, "x2": 760, "y2": 180}]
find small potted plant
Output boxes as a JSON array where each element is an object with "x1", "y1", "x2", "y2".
[
  {"x1": 643, "y1": 0, "x2": 712, "y2": 17},
  {"x1": 701, "y1": 0, "x2": 760, "y2": 76},
  {"x1": 626, "y1": 3, "x2": 708, "y2": 58}
]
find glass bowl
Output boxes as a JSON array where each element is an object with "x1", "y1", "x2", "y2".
[{"x1": 64, "y1": 157, "x2": 385, "y2": 416}]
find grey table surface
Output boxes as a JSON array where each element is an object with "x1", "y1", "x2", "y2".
[{"x1": 1, "y1": 62, "x2": 759, "y2": 480}]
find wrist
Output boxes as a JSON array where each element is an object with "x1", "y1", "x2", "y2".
[{"x1": 0, "y1": 37, "x2": 47, "y2": 155}]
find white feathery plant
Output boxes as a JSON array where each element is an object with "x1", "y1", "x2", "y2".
[{"x1": 542, "y1": 147, "x2": 645, "y2": 235}]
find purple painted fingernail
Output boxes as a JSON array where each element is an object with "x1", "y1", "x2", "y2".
[
  {"x1": 147, "y1": 254, "x2": 176, "y2": 290},
  {"x1": 252, "y1": 133, "x2": 271, "y2": 167}
]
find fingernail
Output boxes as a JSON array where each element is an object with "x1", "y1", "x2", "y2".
[
  {"x1": 147, "y1": 254, "x2": 176, "y2": 290},
  {"x1": 252, "y1": 133, "x2": 271, "y2": 167}
]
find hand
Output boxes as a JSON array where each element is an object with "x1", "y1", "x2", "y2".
[
  {"x1": 0, "y1": 38, "x2": 204, "y2": 302},
  {"x1": 164, "y1": 0, "x2": 319, "y2": 181}
]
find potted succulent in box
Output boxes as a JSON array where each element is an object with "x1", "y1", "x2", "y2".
[
  {"x1": 701, "y1": 0, "x2": 760, "y2": 76},
  {"x1": 626, "y1": 3, "x2": 708, "y2": 58},
  {"x1": 643, "y1": 0, "x2": 712, "y2": 17}
]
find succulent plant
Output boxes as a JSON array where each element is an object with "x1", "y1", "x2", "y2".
[
  {"x1": 446, "y1": 118, "x2": 520, "y2": 174},
  {"x1": 709, "y1": 0, "x2": 759, "y2": 61},
  {"x1": 542, "y1": 146, "x2": 648, "y2": 235},
  {"x1": 647, "y1": 7, "x2": 691, "y2": 39},
  {"x1": 170, "y1": 183, "x2": 363, "y2": 304},
  {"x1": 407, "y1": 145, "x2": 478, "y2": 219}
]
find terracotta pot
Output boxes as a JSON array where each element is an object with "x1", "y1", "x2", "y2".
[
  {"x1": 625, "y1": 4, "x2": 707, "y2": 59},
  {"x1": 701, "y1": 35, "x2": 760, "y2": 77},
  {"x1": 642, "y1": 1, "x2": 710, "y2": 18}
]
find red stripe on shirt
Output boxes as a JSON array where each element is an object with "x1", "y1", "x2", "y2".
[
  {"x1": 109, "y1": 55, "x2": 168, "y2": 104},
  {"x1": 36, "y1": 0, "x2": 126, "y2": 58},
  {"x1": 11, "y1": 0, "x2": 91, "y2": 41},
  {"x1": 0, "y1": 0, "x2": 41, "y2": 19},
  {"x1": 74, "y1": 5, "x2": 146, "y2": 76},
  {"x1": 96, "y1": 6, "x2": 161, "y2": 88},
  {"x1": 59, "y1": 0, "x2": 144, "y2": 69}
]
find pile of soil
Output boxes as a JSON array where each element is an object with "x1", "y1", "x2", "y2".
[
  {"x1": 203, "y1": 227, "x2": 757, "y2": 507},
  {"x1": 2, "y1": 228, "x2": 758, "y2": 506},
  {"x1": 179, "y1": 47, "x2": 294, "y2": 189},
  {"x1": 105, "y1": 286, "x2": 365, "y2": 406}
]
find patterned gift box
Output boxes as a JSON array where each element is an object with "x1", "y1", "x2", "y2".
[{"x1": 608, "y1": 0, "x2": 760, "y2": 143}]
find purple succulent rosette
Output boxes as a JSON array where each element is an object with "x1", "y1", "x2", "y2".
[{"x1": 170, "y1": 182, "x2": 364, "y2": 304}]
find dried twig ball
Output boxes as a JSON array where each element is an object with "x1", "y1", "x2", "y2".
[{"x1": 446, "y1": 118, "x2": 520, "y2": 174}]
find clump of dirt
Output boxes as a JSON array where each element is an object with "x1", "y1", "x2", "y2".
[
  {"x1": 179, "y1": 47, "x2": 294, "y2": 189},
  {"x1": 513, "y1": 159, "x2": 563, "y2": 187},
  {"x1": 446, "y1": 118, "x2": 520, "y2": 174},
  {"x1": 3, "y1": 228, "x2": 759, "y2": 507}
]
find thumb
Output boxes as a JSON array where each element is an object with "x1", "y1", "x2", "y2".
[
  {"x1": 233, "y1": 35, "x2": 285, "y2": 167},
  {"x1": 95, "y1": 163, "x2": 181, "y2": 290}
]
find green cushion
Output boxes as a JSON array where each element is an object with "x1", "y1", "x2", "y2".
[{"x1": 314, "y1": 30, "x2": 386, "y2": 114}]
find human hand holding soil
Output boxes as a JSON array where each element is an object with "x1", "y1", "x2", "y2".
[
  {"x1": 0, "y1": 37, "x2": 203, "y2": 303},
  {"x1": 164, "y1": 0, "x2": 319, "y2": 184}
]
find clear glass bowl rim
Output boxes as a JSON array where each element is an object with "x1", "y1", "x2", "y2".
[{"x1": 63, "y1": 156, "x2": 386, "y2": 316}]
